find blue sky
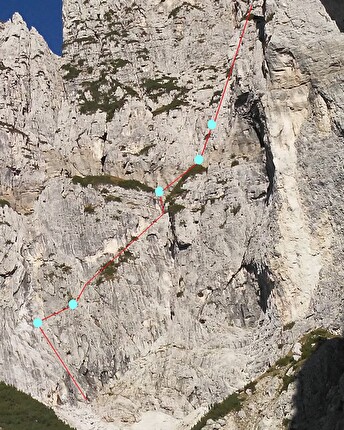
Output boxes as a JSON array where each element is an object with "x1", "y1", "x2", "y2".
[{"x1": 0, "y1": 0, "x2": 62, "y2": 55}]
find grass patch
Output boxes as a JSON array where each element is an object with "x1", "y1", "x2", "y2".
[
  {"x1": 275, "y1": 329, "x2": 335, "y2": 393},
  {"x1": 79, "y1": 92, "x2": 126, "y2": 121},
  {"x1": 244, "y1": 380, "x2": 257, "y2": 393},
  {"x1": 210, "y1": 90, "x2": 222, "y2": 106},
  {"x1": 61, "y1": 64, "x2": 81, "y2": 80},
  {"x1": 283, "y1": 321, "x2": 295, "y2": 331},
  {"x1": 230, "y1": 204, "x2": 241, "y2": 215},
  {"x1": 96, "y1": 250, "x2": 136, "y2": 285},
  {"x1": 168, "y1": 2, "x2": 203, "y2": 19},
  {"x1": 0, "y1": 381, "x2": 74, "y2": 429},
  {"x1": 112, "y1": 178, "x2": 152, "y2": 192},
  {"x1": 166, "y1": 164, "x2": 207, "y2": 204},
  {"x1": 55, "y1": 263, "x2": 72, "y2": 274},
  {"x1": 74, "y1": 36, "x2": 96, "y2": 44},
  {"x1": 84, "y1": 204, "x2": 95, "y2": 214},
  {"x1": 141, "y1": 74, "x2": 190, "y2": 115},
  {"x1": 152, "y1": 97, "x2": 189, "y2": 116},
  {"x1": 104, "y1": 195, "x2": 122, "y2": 203},
  {"x1": 0, "y1": 199, "x2": 10, "y2": 208},
  {"x1": 142, "y1": 76, "x2": 181, "y2": 102},
  {"x1": 110, "y1": 58, "x2": 130, "y2": 71},
  {"x1": 104, "y1": 9, "x2": 114, "y2": 21},
  {"x1": 282, "y1": 417, "x2": 291, "y2": 428},
  {"x1": 276, "y1": 354, "x2": 294, "y2": 368},
  {"x1": 190, "y1": 392, "x2": 242, "y2": 430},
  {"x1": 300, "y1": 328, "x2": 334, "y2": 360},
  {"x1": 188, "y1": 327, "x2": 335, "y2": 428},
  {"x1": 265, "y1": 364, "x2": 280, "y2": 377},
  {"x1": 96, "y1": 262, "x2": 117, "y2": 284},
  {"x1": 78, "y1": 62, "x2": 136, "y2": 120},
  {"x1": 241, "y1": 11, "x2": 255, "y2": 22},
  {"x1": 280, "y1": 374, "x2": 295, "y2": 393},
  {"x1": 137, "y1": 47, "x2": 149, "y2": 61},
  {"x1": 72, "y1": 175, "x2": 153, "y2": 192},
  {"x1": 266, "y1": 12, "x2": 275, "y2": 22},
  {"x1": 168, "y1": 203, "x2": 185, "y2": 215}
]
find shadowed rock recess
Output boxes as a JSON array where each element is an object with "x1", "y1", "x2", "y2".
[{"x1": 0, "y1": 1, "x2": 343, "y2": 429}]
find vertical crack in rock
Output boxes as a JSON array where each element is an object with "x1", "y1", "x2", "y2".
[
  {"x1": 251, "y1": 102, "x2": 275, "y2": 203},
  {"x1": 239, "y1": 95, "x2": 276, "y2": 203},
  {"x1": 243, "y1": 262, "x2": 275, "y2": 313},
  {"x1": 167, "y1": 210, "x2": 191, "y2": 258},
  {"x1": 168, "y1": 211, "x2": 178, "y2": 259},
  {"x1": 100, "y1": 154, "x2": 107, "y2": 172},
  {"x1": 253, "y1": 14, "x2": 266, "y2": 44}
]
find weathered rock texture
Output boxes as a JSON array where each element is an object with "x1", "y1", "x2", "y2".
[{"x1": 0, "y1": 0, "x2": 343, "y2": 429}]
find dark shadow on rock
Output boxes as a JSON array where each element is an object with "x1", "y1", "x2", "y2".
[
  {"x1": 290, "y1": 337, "x2": 344, "y2": 429},
  {"x1": 320, "y1": 0, "x2": 344, "y2": 32}
]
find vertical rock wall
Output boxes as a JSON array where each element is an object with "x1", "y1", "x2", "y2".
[{"x1": 0, "y1": 0, "x2": 343, "y2": 429}]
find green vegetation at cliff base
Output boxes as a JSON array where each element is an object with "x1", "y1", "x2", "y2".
[
  {"x1": 0, "y1": 381, "x2": 74, "y2": 430},
  {"x1": 191, "y1": 392, "x2": 242, "y2": 430},
  {"x1": 190, "y1": 328, "x2": 336, "y2": 429}
]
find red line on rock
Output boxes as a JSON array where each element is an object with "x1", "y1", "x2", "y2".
[
  {"x1": 42, "y1": 306, "x2": 69, "y2": 322},
  {"x1": 201, "y1": 131, "x2": 212, "y2": 156},
  {"x1": 34, "y1": 5, "x2": 253, "y2": 402},
  {"x1": 164, "y1": 164, "x2": 196, "y2": 191},
  {"x1": 159, "y1": 197, "x2": 165, "y2": 213},
  {"x1": 77, "y1": 212, "x2": 165, "y2": 300},
  {"x1": 202, "y1": 5, "x2": 253, "y2": 155},
  {"x1": 40, "y1": 328, "x2": 88, "y2": 401}
]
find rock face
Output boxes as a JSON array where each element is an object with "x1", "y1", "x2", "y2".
[{"x1": 0, "y1": 1, "x2": 343, "y2": 429}]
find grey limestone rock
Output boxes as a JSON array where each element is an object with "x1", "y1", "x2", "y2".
[{"x1": 0, "y1": 0, "x2": 343, "y2": 429}]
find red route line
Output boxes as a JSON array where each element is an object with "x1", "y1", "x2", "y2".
[
  {"x1": 201, "y1": 4, "x2": 253, "y2": 155},
  {"x1": 215, "y1": 4, "x2": 253, "y2": 122},
  {"x1": 40, "y1": 328, "x2": 88, "y2": 401},
  {"x1": 159, "y1": 197, "x2": 165, "y2": 213},
  {"x1": 164, "y1": 164, "x2": 196, "y2": 191},
  {"x1": 42, "y1": 306, "x2": 69, "y2": 322},
  {"x1": 73, "y1": 5, "x2": 253, "y2": 308},
  {"x1": 201, "y1": 131, "x2": 212, "y2": 156},
  {"x1": 34, "y1": 6, "x2": 253, "y2": 403},
  {"x1": 41, "y1": 4, "x2": 253, "y2": 314},
  {"x1": 76, "y1": 211, "x2": 165, "y2": 300}
]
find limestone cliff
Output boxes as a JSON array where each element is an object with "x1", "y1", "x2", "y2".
[{"x1": 0, "y1": 0, "x2": 343, "y2": 429}]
